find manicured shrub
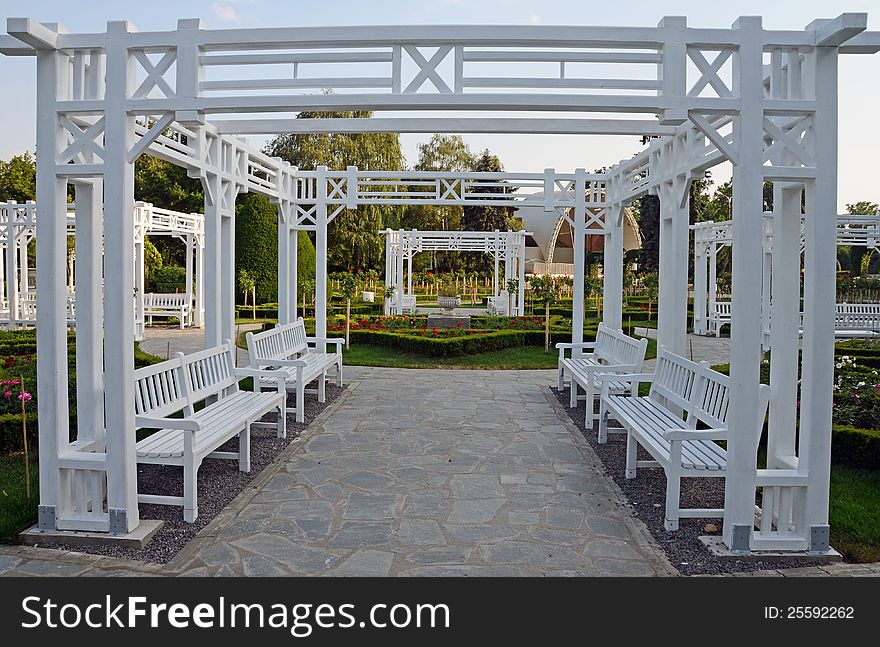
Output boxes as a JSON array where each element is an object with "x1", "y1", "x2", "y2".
[{"x1": 831, "y1": 425, "x2": 880, "y2": 471}]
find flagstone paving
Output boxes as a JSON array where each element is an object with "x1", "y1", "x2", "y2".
[{"x1": 2, "y1": 364, "x2": 879, "y2": 577}]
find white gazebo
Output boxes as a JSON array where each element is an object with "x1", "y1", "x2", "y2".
[
  {"x1": 381, "y1": 228, "x2": 530, "y2": 316},
  {"x1": 0, "y1": 199, "x2": 205, "y2": 338},
  {"x1": 2, "y1": 14, "x2": 878, "y2": 556}
]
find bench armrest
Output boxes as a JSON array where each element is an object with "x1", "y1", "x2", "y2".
[
  {"x1": 254, "y1": 358, "x2": 309, "y2": 368},
  {"x1": 664, "y1": 428, "x2": 727, "y2": 441},
  {"x1": 234, "y1": 367, "x2": 290, "y2": 380},
  {"x1": 306, "y1": 337, "x2": 344, "y2": 351},
  {"x1": 555, "y1": 342, "x2": 596, "y2": 350},
  {"x1": 593, "y1": 372, "x2": 654, "y2": 384},
  {"x1": 135, "y1": 415, "x2": 201, "y2": 432}
]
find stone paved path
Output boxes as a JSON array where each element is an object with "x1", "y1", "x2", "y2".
[{"x1": 168, "y1": 368, "x2": 672, "y2": 576}]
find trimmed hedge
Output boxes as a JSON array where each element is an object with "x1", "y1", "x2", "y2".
[
  {"x1": 349, "y1": 327, "x2": 573, "y2": 357},
  {"x1": 831, "y1": 425, "x2": 880, "y2": 471},
  {"x1": 0, "y1": 412, "x2": 38, "y2": 454}
]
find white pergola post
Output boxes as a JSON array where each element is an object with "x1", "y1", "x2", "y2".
[
  {"x1": 692, "y1": 230, "x2": 708, "y2": 335},
  {"x1": 202, "y1": 175, "x2": 224, "y2": 348},
  {"x1": 722, "y1": 16, "x2": 766, "y2": 552},
  {"x1": 493, "y1": 229, "x2": 500, "y2": 296},
  {"x1": 315, "y1": 166, "x2": 329, "y2": 338},
  {"x1": 656, "y1": 158, "x2": 690, "y2": 355},
  {"x1": 133, "y1": 222, "x2": 145, "y2": 341},
  {"x1": 395, "y1": 228, "x2": 405, "y2": 315},
  {"x1": 708, "y1": 241, "x2": 718, "y2": 323},
  {"x1": 277, "y1": 216, "x2": 290, "y2": 324},
  {"x1": 73, "y1": 180, "x2": 105, "y2": 453},
  {"x1": 184, "y1": 233, "x2": 195, "y2": 325},
  {"x1": 102, "y1": 20, "x2": 139, "y2": 533},
  {"x1": 34, "y1": 47, "x2": 71, "y2": 531},
  {"x1": 383, "y1": 228, "x2": 392, "y2": 314},
  {"x1": 603, "y1": 203, "x2": 624, "y2": 329},
  {"x1": 221, "y1": 185, "x2": 236, "y2": 349},
  {"x1": 571, "y1": 168, "x2": 587, "y2": 348},
  {"x1": 193, "y1": 231, "x2": 204, "y2": 327},
  {"x1": 4, "y1": 205, "x2": 18, "y2": 326},
  {"x1": 799, "y1": 42, "x2": 839, "y2": 552}
]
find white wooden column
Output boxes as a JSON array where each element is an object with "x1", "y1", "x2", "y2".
[
  {"x1": 289, "y1": 224, "x2": 298, "y2": 324},
  {"x1": 19, "y1": 234, "x2": 29, "y2": 295},
  {"x1": 102, "y1": 20, "x2": 139, "y2": 533},
  {"x1": 708, "y1": 241, "x2": 718, "y2": 321},
  {"x1": 133, "y1": 227, "x2": 145, "y2": 340},
  {"x1": 220, "y1": 183, "x2": 236, "y2": 349},
  {"x1": 202, "y1": 174, "x2": 223, "y2": 348},
  {"x1": 799, "y1": 44, "x2": 838, "y2": 552},
  {"x1": 194, "y1": 233, "x2": 204, "y2": 328},
  {"x1": 4, "y1": 212, "x2": 18, "y2": 326},
  {"x1": 602, "y1": 204, "x2": 624, "y2": 329},
  {"x1": 722, "y1": 16, "x2": 765, "y2": 552},
  {"x1": 571, "y1": 168, "x2": 587, "y2": 348},
  {"x1": 315, "y1": 166, "x2": 328, "y2": 338},
  {"x1": 73, "y1": 180, "x2": 104, "y2": 449},
  {"x1": 406, "y1": 249, "x2": 413, "y2": 296},
  {"x1": 493, "y1": 229, "x2": 500, "y2": 296},
  {"x1": 692, "y1": 234, "x2": 708, "y2": 335},
  {"x1": 518, "y1": 234, "x2": 526, "y2": 316},
  {"x1": 767, "y1": 185, "x2": 802, "y2": 472},
  {"x1": 34, "y1": 48, "x2": 70, "y2": 530},
  {"x1": 395, "y1": 228, "x2": 405, "y2": 314},
  {"x1": 657, "y1": 177, "x2": 689, "y2": 356},
  {"x1": 184, "y1": 233, "x2": 194, "y2": 326},
  {"x1": 277, "y1": 215, "x2": 290, "y2": 324}
]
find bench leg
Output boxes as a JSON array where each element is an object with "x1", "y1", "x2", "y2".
[
  {"x1": 183, "y1": 459, "x2": 199, "y2": 523},
  {"x1": 276, "y1": 393, "x2": 287, "y2": 439},
  {"x1": 239, "y1": 424, "x2": 251, "y2": 473},
  {"x1": 598, "y1": 400, "x2": 609, "y2": 444},
  {"x1": 336, "y1": 359, "x2": 343, "y2": 387},
  {"x1": 318, "y1": 370, "x2": 326, "y2": 403},
  {"x1": 664, "y1": 467, "x2": 681, "y2": 531},
  {"x1": 569, "y1": 379, "x2": 578, "y2": 408},
  {"x1": 584, "y1": 381, "x2": 594, "y2": 429},
  {"x1": 296, "y1": 381, "x2": 305, "y2": 423},
  {"x1": 557, "y1": 365, "x2": 565, "y2": 391},
  {"x1": 625, "y1": 431, "x2": 638, "y2": 479}
]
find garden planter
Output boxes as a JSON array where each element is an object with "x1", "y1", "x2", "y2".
[{"x1": 437, "y1": 295, "x2": 461, "y2": 314}]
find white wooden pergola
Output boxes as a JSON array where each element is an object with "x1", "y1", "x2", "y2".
[
  {"x1": 0, "y1": 199, "x2": 205, "y2": 337},
  {"x1": 2, "y1": 15, "x2": 878, "y2": 554},
  {"x1": 691, "y1": 213, "x2": 880, "y2": 340},
  {"x1": 381, "y1": 229, "x2": 530, "y2": 315}
]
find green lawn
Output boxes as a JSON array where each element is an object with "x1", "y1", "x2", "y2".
[
  {"x1": 0, "y1": 454, "x2": 38, "y2": 543},
  {"x1": 342, "y1": 342, "x2": 560, "y2": 369},
  {"x1": 829, "y1": 465, "x2": 880, "y2": 563}
]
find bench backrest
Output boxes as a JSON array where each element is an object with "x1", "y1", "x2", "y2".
[
  {"x1": 145, "y1": 293, "x2": 190, "y2": 308},
  {"x1": 712, "y1": 302, "x2": 731, "y2": 316},
  {"x1": 649, "y1": 347, "x2": 703, "y2": 413},
  {"x1": 691, "y1": 364, "x2": 731, "y2": 428},
  {"x1": 134, "y1": 342, "x2": 237, "y2": 420},
  {"x1": 247, "y1": 318, "x2": 308, "y2": 366},
  {"x1": 593, "y1": 324, "x2": 649, "y2": 369}
]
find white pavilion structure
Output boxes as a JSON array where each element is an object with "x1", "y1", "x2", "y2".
[{"x1": 2, "y1": 14, "x2": 878, "y2": 555}]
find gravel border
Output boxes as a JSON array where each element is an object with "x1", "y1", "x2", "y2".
[
  {"x1": 33, "y1": 383, "x2": 345, "y2": 564},
  {"x1": 552, "y1": 387, "x2": 829, "y2": 576}
]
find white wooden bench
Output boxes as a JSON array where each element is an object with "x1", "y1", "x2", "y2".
[
  {"x1": 144, "y1": 292, "x2": 192, "y2": 328},
  {"x1": 487, "y1": 290, "x2": 510, "y2": 316},
  {"x1": 708, "y1": 301, "x2": 731, "y2": 337},
  {"x1": 134, "y1": 341, "x2": 286, "y2": 522},
  {"x1": 246, "y1": 318, "x2": 344, "y2": 423},
  {"x1": 596, "y1": 347, "x2": 770, "y2": 530},
  {"x1": 556, "y1": 323, "x2": 649, "y2": 427},
  {"x1": 835, "y1": 303, "x2": 880, "y2": 337}
]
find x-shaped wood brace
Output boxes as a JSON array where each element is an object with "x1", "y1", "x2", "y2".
[
  {"x1": 688, "y1": 48, "x2": 734, "y2": 98},
  {"x1": 403, "y1": 45, "x2": 453, "y2": 94},
  {"x1": 132, "y1": 49, "x2": 177, "y2": 99},
  {"x1": 762, "y1": 115, "x2": 815, "y2": 167},
  {"x1": 59, "y1": 116, "x2": 105, "y2": 163}
]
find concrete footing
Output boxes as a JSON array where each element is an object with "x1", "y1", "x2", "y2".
[{"x1": 20, "y1": 520, "x2": 164, "y2": 549}]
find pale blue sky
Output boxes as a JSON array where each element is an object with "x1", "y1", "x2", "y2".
[{"x1": 0, "y1": 0, "x2": 877, "y2": 209}]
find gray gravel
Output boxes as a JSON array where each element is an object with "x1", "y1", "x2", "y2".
[
  {"x1": 38, "y1": 383, "x2": 345, "y2": 564},
  {"x1": 552, "y1": 387, "x2": 828, "y2": 576}
]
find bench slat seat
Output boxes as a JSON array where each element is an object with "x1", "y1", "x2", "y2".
[
  {"x1": 556, "y1": 323, "x2": 649, "y2": 427},
  {"x1": 136, "y1": 390, "x2": 283, "y2": 460},
  {"x1": 246, "y1": 318, "x2": 344, "y2": 423},
  {"x1": 597, "y1": 347, "x2": 770, "y2": 530},
  {"x1": 134, "y1": 341, "x2": 286, "y2": 522}
]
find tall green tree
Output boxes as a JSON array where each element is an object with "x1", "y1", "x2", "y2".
[
  {"x1": 0, "y1": 152, "x2": 36, "y2": 202},
  {"x1": 264, "y1": 109, "x2": 405, "y2": 271},
  {"x1": 404, "y1": 135, "x2": 476, "y2": 271}
]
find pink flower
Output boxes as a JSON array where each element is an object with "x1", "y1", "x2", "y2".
[{"x1": 18, "y1": 391, "x2": 31, "y2": 402}]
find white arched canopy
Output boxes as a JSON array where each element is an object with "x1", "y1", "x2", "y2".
[{"x1": 2, "y1": 14, "x2": 878, "y2": 556}]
